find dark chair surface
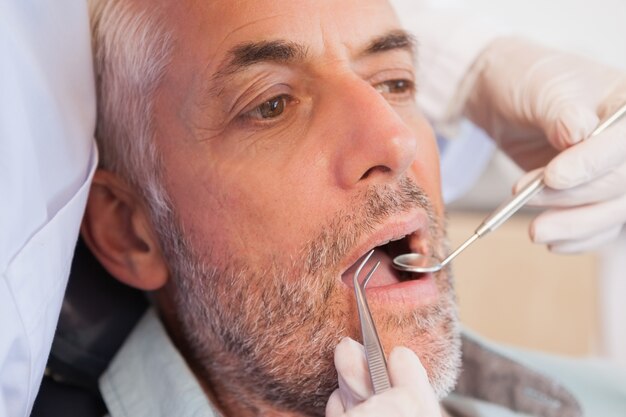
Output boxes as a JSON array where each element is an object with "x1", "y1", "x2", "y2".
[{"x1": 31, "y1": 238, "x2": 148, "y2": 416}]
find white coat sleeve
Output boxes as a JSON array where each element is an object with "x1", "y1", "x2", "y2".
[
  {"x1": 0, "y1": 2, "x2": 97, "y2": 417},
  {"x1": 390, "y1": 0, "x2": 501, "y2": 127}
]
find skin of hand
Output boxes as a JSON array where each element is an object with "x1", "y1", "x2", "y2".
[
  {"x1": 325, "y1": 337, "x2": 442, "y2": 417},
  {"x1": 465, "y1": 36, "x2": 626, "y2": 252}
]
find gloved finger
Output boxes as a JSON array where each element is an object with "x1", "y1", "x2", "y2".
[
  {"x1": 388, "y1": 346, "x2": 427, "y2": 387},
  {"x1": 334, "y1": 337, "x2": 372, "y2": 410},
  {"x1": 344, "y1": 387, "x2": 441, "y2": 417},
  {"x1": 597, "y1": 76, "x2": 626, "y2": 123},
  {"x1": 388, "y1": 346, "x2": 440, "y2": 415},
  {"x1": 541, "y1": 100, "x2": 599, "y2": 150},
  {"x1": 544, "y1": 119, "x2": 626, "y2": 189},
  {"x1": 547, "y1": 225, "x2": 623, "y2": 254},
  {"x1": 522, "y1": 166, "x2": 626, "y2": 207},
  {"x1": 325, "y1": 390, "x2": 345, "y2": 417},
  {"x1": 530, "y1": 194, "x2": 626, "y2": 244}
]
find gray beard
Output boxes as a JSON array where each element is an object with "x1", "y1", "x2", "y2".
[{"x1": 151, "y1": 176, "x2": 462, "y2": 416}]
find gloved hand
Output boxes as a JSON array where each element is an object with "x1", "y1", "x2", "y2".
[
  {"x1": 464, "y1": 36, "x2": 626, "y2": 253},
  {"x1": 325, "y1": 338, "x2": 441, "y2": 417}
]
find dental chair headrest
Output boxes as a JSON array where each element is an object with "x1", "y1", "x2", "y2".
[{"x1": 46, "y1": 238, "x2": 148, "y2": 392}]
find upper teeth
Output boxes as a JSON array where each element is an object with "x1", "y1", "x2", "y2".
[{"x1": 379, "y1": 235, "x2": 406, "y2": 247}]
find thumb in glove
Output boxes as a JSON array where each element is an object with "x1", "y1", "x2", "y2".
[{"x1": 326, "y1": 337, "x2": 441, "y2": 417}]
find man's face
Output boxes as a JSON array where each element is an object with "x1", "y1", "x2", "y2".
[{"x1": 146, "y1": 0, "x2": 459, "y2": 414}]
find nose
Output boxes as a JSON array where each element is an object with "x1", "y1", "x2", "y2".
[{"x1": 325, "y1": 76, "x2": 419, "y2": 189}]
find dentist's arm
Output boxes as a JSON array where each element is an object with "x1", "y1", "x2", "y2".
[{"x1": 326, "y1": 338, "x2": 441, "y2": 417}]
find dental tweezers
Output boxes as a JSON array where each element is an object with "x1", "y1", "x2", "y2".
[{"x1": 353, "y1": 250, "x2": 391, "y2": 394}]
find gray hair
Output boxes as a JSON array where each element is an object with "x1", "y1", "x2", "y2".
[{"x1": 89, "y1": 0, "x2": 174, "y2": 216}]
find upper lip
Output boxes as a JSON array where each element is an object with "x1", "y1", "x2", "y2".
[{"x1": 338, "y1": 208, "x2": 432, "y2": 276}]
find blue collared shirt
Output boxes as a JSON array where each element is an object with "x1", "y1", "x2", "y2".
[{"x1": 100, "y1": 309, "x2": 219, "y2": 417}]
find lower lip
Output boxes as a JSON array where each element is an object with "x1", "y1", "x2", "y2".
[{"x1": 349, "y1": 273, "x2": 439, "y2": 308}]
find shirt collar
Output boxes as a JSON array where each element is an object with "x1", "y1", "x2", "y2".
[{"x1": 99, "y1": 308, "x2": 220, "y2": 417}]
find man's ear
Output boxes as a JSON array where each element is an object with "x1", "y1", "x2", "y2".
[{"x1": 81, "y1": 169, "x2": 168, "y2": 290}]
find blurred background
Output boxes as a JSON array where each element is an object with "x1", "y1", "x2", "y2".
[{"x1": 436, "y1": 0, "x2": 626, "y2": 364}]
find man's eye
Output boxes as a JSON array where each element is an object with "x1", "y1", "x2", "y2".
[
  {"x1": 246, "y1": 95, "x2": 289, "y2": 120},
  {"x1": 375, "y1": 79, "x2": 415, "y2": 96}
]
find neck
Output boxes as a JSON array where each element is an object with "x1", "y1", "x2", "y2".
[{"x1": 154, "y1": 289, "x2": 316, "y2": 417}]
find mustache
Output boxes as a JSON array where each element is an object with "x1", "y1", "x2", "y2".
[{"x1": 302, "y1": 176, "x2": 438, "y2": 275}]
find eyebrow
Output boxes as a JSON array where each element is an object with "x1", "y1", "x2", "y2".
[
  {"x1": 213, "y1": 40, "x2": 308, "y2": 80},
  {"x1": 362, "y1": 29, "x2": 417, "y2": 58}
]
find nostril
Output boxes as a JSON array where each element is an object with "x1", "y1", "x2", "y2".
[{"x1": 360, "y1": 165, "x2": 391, "y2": 181}]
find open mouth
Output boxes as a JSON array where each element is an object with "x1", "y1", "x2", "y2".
[{"x1": 340, "y1": 233, "x2": 425, "y2": 288}]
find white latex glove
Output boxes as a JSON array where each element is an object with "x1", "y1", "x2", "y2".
[
  {"x1": 464, "y1": 37, "x2": 626, "y2": 253},
  {"x1": 325, "y1": 338, "x2": 441, "y2": 417}
]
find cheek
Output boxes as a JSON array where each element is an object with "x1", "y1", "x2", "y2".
[
  {"x1": 164, "y1": 157, "x2": 326, "y2": 268},
  {"x1": 408, "y1": 115, "x2": 444, "y2": 210},
  {"x1": 165, "y1": 174, "x2": 247, "y2": 259}
]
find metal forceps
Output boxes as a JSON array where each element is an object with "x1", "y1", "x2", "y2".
[{"x1": 353, "y1": 250, "x2": 391, "y2": 394}]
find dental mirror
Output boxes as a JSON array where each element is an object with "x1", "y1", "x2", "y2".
[
  {"x1": 392, "y1": 254, "x2": 442, "y2": 274},
  {"x1": 393, "y1": 233, "x2": 478, "y2": 274},
  {"x1": 393, "y1": 102, "x2": 626, "y2": 274}
]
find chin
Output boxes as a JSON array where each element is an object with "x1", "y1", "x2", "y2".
[{"x1": 338, "y1": 256, "x2": 461, "y2": 398}]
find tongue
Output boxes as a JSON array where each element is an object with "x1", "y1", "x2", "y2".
[{"x1": 341, "y1": 248, "x2": 401, "y2": 288}]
